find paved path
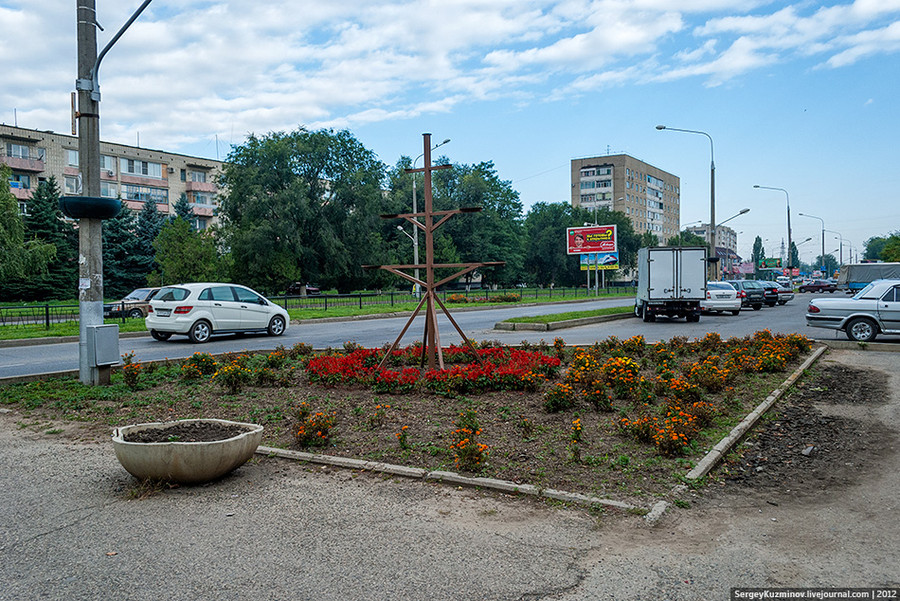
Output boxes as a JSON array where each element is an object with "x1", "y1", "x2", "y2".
[{"x1": 1, "y1": 348, "x2": 897, "y2": 600}]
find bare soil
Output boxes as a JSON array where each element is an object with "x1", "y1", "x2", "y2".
[
  {"x1": 711, "y1": 363, "x2": 896, "y2": 499},
  {"x1": 122, "y1": 420, "x2": 252, "y2": 443}
]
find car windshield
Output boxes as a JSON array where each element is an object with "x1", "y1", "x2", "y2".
[
  {"x1": 853, "y1": 283, "x2": 878, "y2": 299},
  {"x1": 123, "y1": 288, "x2": 153, "y2": 301},
  {"x1": 155, "y1": 287, "x2": 190, "y2": 302}
]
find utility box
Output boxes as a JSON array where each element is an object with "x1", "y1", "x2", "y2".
[
  {"x1": 86, "y1": 324, "x2": 120, "y2": 367},
  {"x1": 635, "y1": 246, "x2": 707, "y2": 322}
]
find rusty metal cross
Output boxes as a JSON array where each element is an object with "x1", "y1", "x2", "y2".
[{"x1": 365, "y1": 133, "x2": 504, "y2": 369}]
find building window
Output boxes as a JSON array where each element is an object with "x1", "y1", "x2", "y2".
[
  {"x1": 8, "y1": 173, "x2": 31, "y2": 189},
  {"x1": 191, "y1": 192, "x2": 215, "y2": 206},
  {"x1": 100, "y1": 155, "x2": 116, "y2": 173},
  {"x1": 100, "y1": 181, "x2": 118, "y2": 198},
  {"x1": 189, "y1": 170, "x2": 207, "y2": 183},
  {"x1": 122, "y1": 184, "x2": 168, "y2": 204},
  {"x1": 580, "y1": 168, "x2": 595, "y2": 177},
  {"x1": 580, "y1": 181, "x2": 596, "y2": 190},
  {"x1": 120, "y1": 158, "x2": 163, "y2": 179},
  {"x1": 67, "y1": 149, "x2": 79, "y2": 166},
  {"x1": 64, "y1": 176, "x2": 80, "y2": 195},
  {"x1": 6, "y1": 142, "x2": 44, "y2": 161},
  {"x1": 180, "y1": 169, "x2": 186, "y2": 182}
]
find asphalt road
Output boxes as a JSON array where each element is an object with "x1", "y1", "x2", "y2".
[{"x1": 1, "y1": 294, "x2": 895, "y2": 379}]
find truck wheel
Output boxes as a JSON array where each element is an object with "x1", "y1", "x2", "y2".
[
  {"x1": 642, "y1": 304, "x2": 655, "y2": 322},
  {"x1": 845, "y1": 317, "x2": 878, "y2": 342},
  {"x1": 634, "y1": 304, "x2": 642, "y2": 319}
]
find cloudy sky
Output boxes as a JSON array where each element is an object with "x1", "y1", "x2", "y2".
[{"x1": 2, "y1": 0, "x2": 899, "y2": 261}]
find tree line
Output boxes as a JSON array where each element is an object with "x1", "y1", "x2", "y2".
[{"x1": 2, "y1": 129, "x2": 898, "y2": 302}]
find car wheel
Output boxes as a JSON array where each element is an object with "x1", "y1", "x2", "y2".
[
  {"x1": 188, "y1": 320, "x2": 212, "y2": 343},
  {"x1": 686, "y1": 314, "x2": 700, "y2": 322},
  {"x1": 778, "y1": 301, "x2": 787, "y2": 305},
  {"x1": 128, "y1": 308, "x2": 144, "y2": 319},
  {"x1": 150, "y1": 329, "x2": 171, "y2": 341},
  {"x1": 731, "y1": 310, "x2": 741, "y2": 316},
  {"x1": 267, "y1": 315, "x2": 286, "y2": 336},
  {"x1": 752, "y1": 304, "x2": 762, "y2": 311},
  {"x1": 766, "y1": 302, "x2": 776, "y2": 307},
  {"x1": 845, "y1": 317, "x2": 878, "y2": 342}
]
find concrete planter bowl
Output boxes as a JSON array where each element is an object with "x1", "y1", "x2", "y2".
[{"x1": 111, "y1": 419, "x2": 264, "y2": 484}]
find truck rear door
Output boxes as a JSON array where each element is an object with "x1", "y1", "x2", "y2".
[
  {"x1": 678, "y1": 248, "x2": 707, "y2": 299},
  {"x1": 649, "y1": 249, "x2": 676, "y2": 299}
]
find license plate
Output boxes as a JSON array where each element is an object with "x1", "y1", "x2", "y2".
[
  {"x1": 716, "y1": 294, "x2": 729, "y2": 298},
  {"x1": 156, "y1": 309, "x2": 171, "y2": 317}
]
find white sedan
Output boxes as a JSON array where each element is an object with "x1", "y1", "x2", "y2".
[
  {"x1": 806, "y1": 279, "x2": 900, "y2": 342},
  {"x1": 701, "y1": 281, "x2": 741, "y2": 315},
  {"x1": 146, "y1": 283, "x2": 289, "y2": 343}
]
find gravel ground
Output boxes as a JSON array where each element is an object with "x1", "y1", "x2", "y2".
[{"x1": 0, "y1": 347, "x2": 897, "y2": 600}]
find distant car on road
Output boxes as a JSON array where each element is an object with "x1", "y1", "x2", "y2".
[
  {"x1": 729, "y1": 280, "x2": 765, "y2": 311},
  {"x1": 286, "y1": 282, "x2": 320, "y2": 296},
  {"x1": 701, "y1": 281, "x2": 741, "y2": 315},
  {"x1": 104, "y1": 287, "x2": 160, "y2": 319},
  {"x1": 798, "y1": 279, "x2": 838, "y2": 293},
  {"x1": 759, "y1": 281, "x2": 780, "y2": 307},
  {"x1": 806, "y1": 279, "x2": 900, "y2": 342},
  {"x1": 146, "y1": 283, "x2": 289, "y2": 343},
  {"x1": 774, "y1": 281, "x2": 795, "y2": 305}
]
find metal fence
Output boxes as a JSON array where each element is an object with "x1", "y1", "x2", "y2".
[{"x1": 0, "y1": 286, "x2": 637, "y2": 329}]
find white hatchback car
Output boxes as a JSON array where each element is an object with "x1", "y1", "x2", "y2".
[
  {"x1": 701, "y1": 281, "x2": 741, "y2": 315},
  {"x1": 146, "y1": 283, "x2": 289, "y2": 343}
]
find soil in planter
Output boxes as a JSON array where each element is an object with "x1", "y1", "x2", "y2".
[{"x1": 123, "y1": 421, "x2": 251, "y2": 443}]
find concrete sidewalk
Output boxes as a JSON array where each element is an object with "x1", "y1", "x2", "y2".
[{"x1": 0, "y1": 348, "x2": 897, "y2": 600}]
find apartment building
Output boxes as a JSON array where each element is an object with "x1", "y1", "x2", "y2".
[
  {"x1": 684, "y1": 223, "x2": 742, "y2": 275},
  {"x1": 571, "y1": 154, "x2": 681, "y2": 242},
  {"x1": 1, "y1": 124, "x2": 222, "y2": 229}
]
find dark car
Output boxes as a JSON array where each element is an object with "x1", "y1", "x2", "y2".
[
  {"x1": 798, "y1": 279, "x2": 837, "y2": 293},
  {"x1": 759, "y1": 281, "x2": 780, "y2": 307},
  {"x1": 286, "y1": 282, "x2": 321, "y2": 296},
  {"x1": 729, "y1": 280, "x2": 765, "y2": 310},
  {"x1": 103, "y1": 287, "x2": 160, "y2": 319}
]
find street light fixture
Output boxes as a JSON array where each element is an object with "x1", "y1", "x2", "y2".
[
  {"x1": 753, "y1": 185, "x2": 793, "y2": 271},
  {"x1": 716, "y1": 208, "x2": 749, "y2": 277},
  {"x1": 410, "y1": 137, "x2": 450, "y2": 296},
  {"x1": 656, "y1": 124, "x2": 717, "y2": 279},
  {"x1": 798, "y1": 212, "x2": 825, "y2": 273}
]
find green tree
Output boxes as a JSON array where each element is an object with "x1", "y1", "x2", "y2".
[
  {"x1": 103, "y1": 206, "x2": 146, "y2": 297},
  {"x1": 814, "y1": 254, "x2": 839, "y2": 276},
  {"x1": 172, "y1": 193, "x2": 194, "y2": 225},
  {"x1": 751, "y1": 236, "x2": 765, "y2": 278},
  {"x1": 667, "y1": 230, "x2": 707, "y2": 247},
  {"x1": 789, "y1": 241, "x2": 799, "y2": 270},
  {"x1": 5, "y1": 177, "x2": 77, "y2": 300},
  {"x1": 218, "y1": 128, "x2": 387, "y2": 294},
  {"x1": 431, "y1": 161, "x2": 525, "y2": 287},
  {"x1": 863, "y1": 235, "x2": 888, "y2": 261},
  {"x1": 0, "y1": 166, "x2": 55, "y2": 294},
  {"x1": 134, "y1": 199, "x2": 166, "y2": 277},
  {"x1": 152, "y1": 217, "x2": 222, "y2": 284},
  {"x1": 882, "y1": 234, "x2": 900, "y2": 262}
]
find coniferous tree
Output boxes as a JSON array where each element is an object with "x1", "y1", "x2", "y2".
[
  {"x1": 102, "y1": 206, "x2": 145, "y2": 298},
  {"x1": 0, "y1": 166, "x2": 55, "y2": 299},
  {"x1": 10, "y1": 177, "x2": 78, "y2": 299},
  {"x1": 133, "y1": 200, "x2": 166, "y2": 277},
  {"x1": 173, "y1": 193, "x2": 194, "y2": 226}
]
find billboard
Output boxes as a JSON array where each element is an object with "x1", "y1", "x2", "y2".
[
  {"x1": 580, "y1": 252, "x2": 620, "y2": 271},
  {"x1": 567, "y1": 225, "x2": 617, "y2": 255},
  {"x1": 758, "y1": 257, "x2": 782, "y2": 268}
]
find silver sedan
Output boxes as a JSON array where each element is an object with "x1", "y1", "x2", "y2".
[{"x1": 806, "y1": 279, "x2": 900, "y2": 341}]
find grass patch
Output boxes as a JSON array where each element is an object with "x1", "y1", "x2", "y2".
[{"x1": 506, "y1": 305, "x2": 633, "y2": 324}]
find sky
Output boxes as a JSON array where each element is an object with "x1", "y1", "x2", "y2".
[{"x1": 2, "y1": 0, "x2": 899, "y2": 263}]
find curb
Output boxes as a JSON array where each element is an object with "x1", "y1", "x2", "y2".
[
  {"x1": 819, "y1": 340, "x2": 900, "y2": 352},
  {"x1": 495, "y1": 311, "x2": 633, "y2": 331},
  {"x1": 0, "y1": 330, "x2": 148, "y2": 349},
  {"x1": 256, "y1": 446, "x2": 639, "y2": 513},
  {"x1": 684, "y1": 344, "x2": 828, "y2": 481}
]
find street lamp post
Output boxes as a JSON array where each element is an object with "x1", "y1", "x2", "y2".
[
  {"x1": 753, "y1": 185, "x2": 793, "y2": 272},
  {"x1": 411, "y1": 137, "x2": 450, "y2": 296},
  {"x1": 716, "y1": 208, "x2": 749, "y2": 278},
  {"x1": 656, "y1": 125, "x2": 717, "y2": 280},
  {"x1": 798, "y1": 212, "x2": 825, "y2": 274},
  {"x1": 827, "y1": 230, "x2": 847, "y2": 265}
]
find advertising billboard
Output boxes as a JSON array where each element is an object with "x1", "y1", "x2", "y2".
[
  {"x1": 567, "y1": 225, "x2": 617, "y2": 255},
  {"x1": 580, "y1": 253, "x2": 620, "y2": 271}
]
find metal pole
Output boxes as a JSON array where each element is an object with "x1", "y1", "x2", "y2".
[
  {"x1": 76, "y1": 0, "x2": 106, "y2": 385},
  {"x1": 411, "y1": 172, "x2": 420, "y2": 297}
]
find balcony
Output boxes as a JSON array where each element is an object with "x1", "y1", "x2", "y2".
[
  {"x1": 1, "y1": 154, "x2": 44, "y2": 173},
  {"x1": 8, "y1": 185, "x2": 31, "y2": 200},
  {"x1": 185, "y1": 180, "x2": 217, "y2": 193}
]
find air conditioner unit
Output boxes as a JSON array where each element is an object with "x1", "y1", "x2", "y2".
[
  {"x1": 106, "y1": 170, "x2": 114, "y2": 177},
  {"x1": 167, "y1": 167, "x2": 175, "y2": 173}
]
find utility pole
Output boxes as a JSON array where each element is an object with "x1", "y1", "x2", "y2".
[{"x1": 76, "y1": 0, "x2": 105, "y2": 385}]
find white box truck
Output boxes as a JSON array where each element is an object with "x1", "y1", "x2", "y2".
[{"x1": 634, "y1": 246, "x2": 708, "y2": 322}]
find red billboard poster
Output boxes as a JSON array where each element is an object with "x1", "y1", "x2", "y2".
[{"x1": 566, "y1": 225, "x2": 617, "y2": 255}]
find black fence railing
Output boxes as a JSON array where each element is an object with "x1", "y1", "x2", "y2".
[{"x1": 0, "y1": 286, "x2": 638, "y2": 329}]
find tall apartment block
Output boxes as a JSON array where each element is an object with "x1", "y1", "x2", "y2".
[
  {"x1": 1, "y1": 124, "x2": 223, "y2": 229},
  {"x1": 570, "y1": 154, "x2": 681, "y2": 242},
  {"x1": 684, "y1": 223, "x2": 743, "y2": 275}
]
